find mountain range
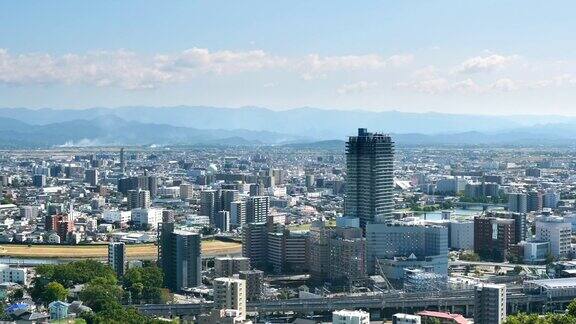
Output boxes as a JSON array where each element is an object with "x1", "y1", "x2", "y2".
[{"x1": 1, "y1": 106, "x2": 576, "y2": 148}]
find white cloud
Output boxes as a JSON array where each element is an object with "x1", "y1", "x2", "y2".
[
  {"x1": 491, "y1": 78, "x2": 519, "y2": 92},
  {"x1": 397, "y1": 78, "x2": 482, "y2": 94},
  {"x1": 454, "y1": 54, "x2": 518, "y2": 74},
  {"x1": 533, "y1": 74, "x2": 576, "y2": 88},
  {"x1": 411, "y1": 65, "x2": 438, "y2": 79},
  {"x1": 299, "y1": 53, "x2": 411, "y2": 79},
  {"x1": 386, "y1": 54, "x2": 415, "y2": 67},
  {"x1": 155, "y1": 48, "x2": 287, "y2": 75},
  {"x1": 396, "y1": 78, "x2": 449, "y2": 94},
  {"x1": 451, "y1": 78, "x2": 482, "y2": 93},
  {"x1": 337, "y1": 81, "x2": 378, "y2": 95},
  {"x1": 0, "y1": 48, "x2": 413, "y2": 89}
]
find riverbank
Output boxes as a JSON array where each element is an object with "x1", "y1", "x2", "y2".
[{"x1": 0, "y1": 239, "x2": 241, "y2": 260}]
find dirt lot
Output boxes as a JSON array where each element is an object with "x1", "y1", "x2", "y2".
[{"x1": 0, "y1": 240, "x2": 241, "y2": 260}]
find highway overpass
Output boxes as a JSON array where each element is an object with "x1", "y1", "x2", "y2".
[{"x1": 137, "y1": 287, "x2": 572, "y2": 319}]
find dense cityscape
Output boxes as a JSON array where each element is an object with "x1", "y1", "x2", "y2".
[
  {"x1": 4, "y1": 1, "x2": 576, "y2": 323},
  {"x1": 0, "y1": 128, "x2": 574, "y2": 323}
]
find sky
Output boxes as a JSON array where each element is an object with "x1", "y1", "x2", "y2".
[{"x1": 1, "y1": 1, "x2": 576, "y2": 115}]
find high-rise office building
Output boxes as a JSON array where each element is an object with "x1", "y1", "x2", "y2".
[
  {"x1": 215, "y1": 211, "x2": 231, "y2": 232},
  {"x1": 119, "y1": 148, "x2": 126, "y2": 172},
  {"x1": 543, "y1": 190, "x2": 560, "y2": 209},
  {"x1": 108, "y1": 242, "x2": 126, "y2": 277},
  {"x1": 84, "y1": 169, "x2": 99, "y2": 186},
  {"x1": 474, "y1": 283, "x2": 506, "y2": 324},
  {"x1": 218, "y1": 189, "x2": 239, "y2": 212},
  {"x1": 137, "y1": 175, "x2": 149, "y2": 191},
  {"x1": 508, "y1": 193, "x2": 527, "y2": 213},
  {"x1": 509, "y1": 212, "x2": 527, "y2": 243},
  {"x1": 180, "y1": 184, "x2": 194, "y2": 200},
  {"x1": 200, "y1": 190, "x2": 217, "y2": 220},
  {"x1": 305, "y1": 173, "x2": 315, "y2": 190},
  {"x1": 527, "y1": 190, "x2": 543, "y2": 212},
  {"x1": 246, "y1": 196, "x2": 269, "y2": 223},
  {"x1": 525, "y1": 167, "x2": 541, "y2": 178},
  {"x1": 127, "y1": 189, "x2": 151, "y2": 210},
  {"x1": 474, "y1": 217, "x2": 516, "y2": 262},
  {"x1": 230, "y1": 200, "x2": 246, "y2": 227},
  {"x1": 158, "y1": 222, "x2": 202, "y2": 291},
  {"x1": 242, "y1": 222, "x2": 268, "y2": 268},
  {"x1": 267, "y1": 231, "x2": 284, "y2": 274},
  {"x1": 345, "y1": 128, "x2": 394, "y2": 227},
  {"x1": 118, "y1": 177, "x2": 138, "y2": 195},
  {"x1": 148, "y1": 175, "x2": 158, "y2": 199},
  {"x1": 249, "y1": 183, "x2": 264, "y2": 196},
  {"x1": 162, "y1": 209, "x2": 175, "y2": 223},
  {"x1": 33, "y1": 174, "x2": 46, "y2": 188}
]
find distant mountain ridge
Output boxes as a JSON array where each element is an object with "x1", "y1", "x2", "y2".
[
  {"x1": 0, "y1": 116, "x2": 305, "y2": 148},
  {"x1": 1, "y1": 106, "x2": 576, "y2": 148},
  {"x1": 2, "y1": 106, "x2": 576, "y2": 140}
]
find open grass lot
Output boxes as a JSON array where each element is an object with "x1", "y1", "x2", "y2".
[{"x1": 0, "y1": 239, "x2": 241, "y2": 260}]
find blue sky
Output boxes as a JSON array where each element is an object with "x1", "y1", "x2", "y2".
[{"x1": 1, "y1": 1, "x2": 576, "y2": 114}]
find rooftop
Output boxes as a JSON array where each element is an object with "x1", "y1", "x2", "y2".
[
  {"x1": 417, "y1": 310, "x2": 468, "y2": 324},
  {"x1": 525, "y1": 278, "x2": 576, "y2": 289}
]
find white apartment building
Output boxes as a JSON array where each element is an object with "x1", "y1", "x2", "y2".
[
  {"x1": 536, "y1": 215, "x2": 572, "y2": 258},
  {"x1": 0, "y1": 265, "x2": 28, "y2": 285},
  {"x1": 131, "y1": 208, "x2": 163, "y2": 229},
  {"x1": 213, "y1": 277, "x2": 247, "y2": 320},
  {"x1": 332, "y1": 309, "x2": 370, "y2": 324},
  {"x1": 102, "y1": 210, "x2": 132, "y2": 226}
]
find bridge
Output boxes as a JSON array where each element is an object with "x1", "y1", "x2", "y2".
[{"x1": 137, "y1": 287, "x2": 572, "y2": 319}]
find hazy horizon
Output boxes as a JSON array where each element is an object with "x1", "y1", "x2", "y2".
[{"x1": 3, "y1": 105, "x2": 576, "y2": 118}]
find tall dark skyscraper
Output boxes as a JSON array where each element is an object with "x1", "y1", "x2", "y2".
[
  {"x1": 108, "y1": 242, "x2": 126, "y2": 277},
  {"x1": 158, "y1": 222, "x2": 202, "y2": 291},
  {"x1": 345, "y1": 128, "x2": 394, "y2": 228},
  {"x1": 84, "y1": 169, "x2": 99, "y2": 186},
  {"x1": 120, "y1": 147, "x2": 126, "y2": 172}
]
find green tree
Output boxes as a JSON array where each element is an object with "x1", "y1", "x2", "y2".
[
  {"x1": 122, "y1": 266, "x2": 165, "y2": 304},
  {"x1": 278, "y1": 288, "x2": 291, "y2": 300},
  {"x1": 8, "y1": 288, "x2": 24, "y2": 302},
  {"x1": 568, "y1": 298, "x2": 576, "y2": 317},
  {"x1": 460, "y1": 251, "x2": 480, "y2": 262},
  {"x1": 80, "y1": 277, "x2": 123, "y2": 313},
  {"x1": 35, "y1": 260, "x2": 116, "y2": 288},
  {"x1": 42, "y1": 282, "x2": 68, "y2": 304},
  {"x1": 545, "y1": 253, "x2": 555, "y2": 265}
]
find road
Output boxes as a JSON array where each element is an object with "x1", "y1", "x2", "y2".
[{"x1": 138, "y1": 287, "x2": 561, "y2": 318}]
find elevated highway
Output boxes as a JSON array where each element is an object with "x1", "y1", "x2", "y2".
[{"x1": 137, "y1": 287, "x2": 569, "y2": 319}]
